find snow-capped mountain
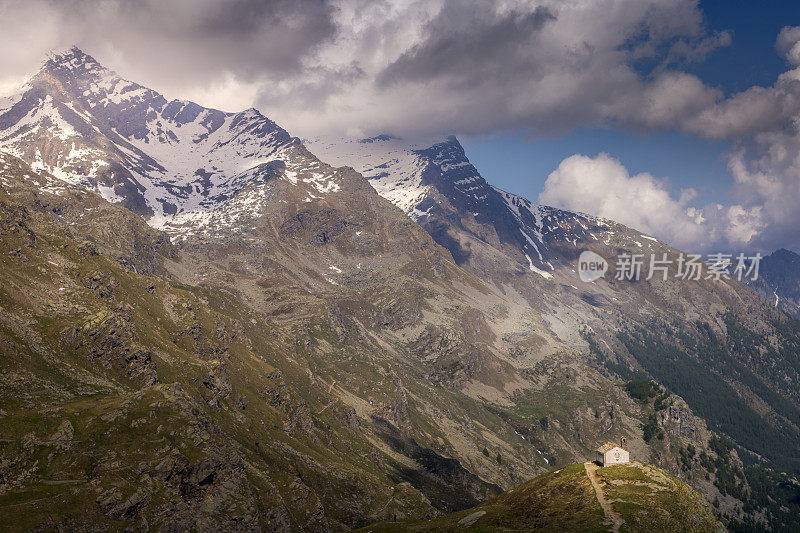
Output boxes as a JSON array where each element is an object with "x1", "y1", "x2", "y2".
[
  {"x1": 0, "y1": 47, "x2": 342, "y2": 236},
  {"x1": 0, "y1": 46, "x2": 623, "y2": 277},
  {"x1": 307, "y1": 134, "x2": 637, "y2": 282},
  {"x1": 0, "y1": 47, "x2": 476, "y2": 321}
]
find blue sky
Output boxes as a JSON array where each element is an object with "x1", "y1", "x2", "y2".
[
  {"x1": 462, "y1": 1, "x2": 800, "y2": 209},
  {"x1": 462, "y1": 129, "x2": 732, "y2": 207}
]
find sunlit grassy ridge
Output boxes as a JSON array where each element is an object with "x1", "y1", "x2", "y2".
[{"x1": 357, "y1": 462, "x2": 721, "y2": 532}]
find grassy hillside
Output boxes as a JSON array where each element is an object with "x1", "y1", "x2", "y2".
[{"x1": 357, "y1": 461, "x2": 722, "y2": 532}]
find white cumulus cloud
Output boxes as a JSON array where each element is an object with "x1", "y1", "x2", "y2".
[{"x1": 539, "y1": 153, "x2": 762, "y2": 251}]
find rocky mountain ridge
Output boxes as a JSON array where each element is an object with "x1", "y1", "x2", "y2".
[
  {"x1": 307, "y1": 134, "x2": 609, "y2": 278},
  {"x1": 748, "y1": 248, "x2": 800, "y2": 318}
]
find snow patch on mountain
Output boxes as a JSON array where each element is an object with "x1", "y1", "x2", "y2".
[
  {"x1": 305, "y1": 135, "x2": 433, "y2": 215},
  {"x1": 0, "y1": 93, "x2": 22, "y2": 115},
  {"x1": 525, "y1": 253, "x2": 553, "y2": 279}
]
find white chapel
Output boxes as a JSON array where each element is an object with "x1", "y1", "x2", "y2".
[{"x1": 595, "y1": 437, "x2": 630, "y2": 466}]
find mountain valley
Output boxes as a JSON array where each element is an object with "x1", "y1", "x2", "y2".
[{"x1": 1, "y1": 48, "x2": 799, "y2": 531}]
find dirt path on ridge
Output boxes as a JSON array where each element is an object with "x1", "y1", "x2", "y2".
[{"x1": 584, "y1": 461, "x2": 624, "y2": 533}]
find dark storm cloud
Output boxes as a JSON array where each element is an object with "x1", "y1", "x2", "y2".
[
  {"x1": 0, "y1": 0, "x2": 337, "y2": 88},
  {"x1": 196, "y1": 0, "x2": 300, "y2": 36},
  {"x1": 0, "y1": 0, "x2": 718, "y2": 133},
  {"x1": 107, "y1": 0, "x2": 339, "y2": 74},
  {"x1": 379, "y1": 3, "x2": 555, "y2": 87}
]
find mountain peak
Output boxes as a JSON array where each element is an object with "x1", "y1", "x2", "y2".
[
  {"x1": 770, "y1": 248, "x2": 800, "y2": 260},
  {"x1": 415, "y1": 135, "x2": 480, "y2": 187},
  {"x1": 43, "y1": 46, "x2": 106, "y2": 74},
  {"x1": 357, "y1": 134, "x2": 401, "y2": 144},
  {"x1": 419, "y1": 135, "x2": 466, "y2": 159}
]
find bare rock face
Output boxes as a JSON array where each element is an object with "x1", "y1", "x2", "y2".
[
  {"x1": 47, "y1": 420, "x2": 74, "y2": 449},
  {"x1": 202, "y1": 362, "x2": 232, "y2": 407},
  {"x1": 65, "y1": 301, "x2": 158, "y2": 387},
  {"x1": 0, "y1": 201, "x2": 36, "y2": 248},
  {"x1": 148, "y1": 452, "x2": 190, "y2": 483},
  {"x1": 133, "y1": 385, "x2": 263, "y2": 532},
  {"x1": 97, "y1": 488, "x2": 149, "y2": 521},
  {"x1": 658, "y1": 401, "x2": 704, "y2": 442},
  {"x1": 82, "y1": 269, "x2": 118, "y2": 299},
  {"x1": 124, "y1": 349, "x2": 158, "y2": 387}
]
